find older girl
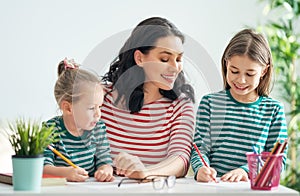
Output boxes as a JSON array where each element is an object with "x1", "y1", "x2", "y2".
[{"x1": 191, "y1": 29, "x2": 288, "y2": 182}]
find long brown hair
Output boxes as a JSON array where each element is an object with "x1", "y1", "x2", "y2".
[{"x1": 221, "y1": 29, "x2": 273, "y2": 96}]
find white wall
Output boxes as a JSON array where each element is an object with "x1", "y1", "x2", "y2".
[{"x1": 0, "y1": 0, "x2": 266, "y2": 172}]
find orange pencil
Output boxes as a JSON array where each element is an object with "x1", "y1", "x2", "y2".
[
  {"x1": 47, "y1": 145, "x2": 78, "y2": 168},
  {"x1": 193, "y1": 142, "x2": 217, "y2": 183}
]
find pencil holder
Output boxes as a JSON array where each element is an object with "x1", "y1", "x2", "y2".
[
  {"x1": 246, "y1": 152, "x2": 283, "y2": 190},
  {"x1": 12, "y1": 155, "x2": 44, "y2": 191}
]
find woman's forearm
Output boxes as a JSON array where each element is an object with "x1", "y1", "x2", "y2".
[{"x1": 146, "y1": 156, "x2": 186, "y2": 177}]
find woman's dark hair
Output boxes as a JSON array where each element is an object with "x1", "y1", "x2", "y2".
[{"x1": 102, "y1": 17, "x2": 194, "y2": 113}]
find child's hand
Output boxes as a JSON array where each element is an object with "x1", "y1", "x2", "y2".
[
  {"x1": 94, "y1": 164, "x2": 115, "y2": 182},
  {"x1": 65, "y1": 166, "x2": 89, "y2": 182},
  {"x1": 221, "y1": 168, "x2": 248, "y2": 182},
  {"x1": 196, "y1": 166, "x2": 217, "y2": 182}
]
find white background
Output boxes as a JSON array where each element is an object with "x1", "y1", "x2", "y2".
[{"x1": 0, "y1": 0, "x2": 266, "y2": 172}]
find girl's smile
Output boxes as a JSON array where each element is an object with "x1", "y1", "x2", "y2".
[{"x1": 226, "y1": 55, "x2": 268, "y2": 103}]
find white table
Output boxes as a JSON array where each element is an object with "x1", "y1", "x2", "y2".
[{"x1": 0, "y1": 177, "x2": 298, "y2": 196}]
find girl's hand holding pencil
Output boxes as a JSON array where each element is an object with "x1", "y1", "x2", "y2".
[
  {"x1": 46, "y1": 145, "x2": 89, "y2": 182},
  {"x1": 196, "y1": 166, "x2": 218, "y2": 183},
  {"x1": 193, "y1": 143, "x2": 218, "y2": 183},
  {"x1": 65, "y1": 166, "x2": 89, "y2": 182}
]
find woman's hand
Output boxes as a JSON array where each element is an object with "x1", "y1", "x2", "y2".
[
  {"x1": 221, "y1": 168, "x2": 248, "y2": 182},
  {"x1": 196, "y1": 166, "x2": 217, "y2": 182},
  {"x1": 94, "y1": 164, "x2": 115, "y2": 182},
  {"x1": 114, "y1": 152, "x2": 148, "y2": 179},
  {"x1": 65, "y1": 166, "x2": 89, "y2": 182}
]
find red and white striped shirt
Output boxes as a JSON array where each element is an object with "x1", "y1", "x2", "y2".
[{"x1": 101, "y1": 92, "x2": 195, "y2": 172}]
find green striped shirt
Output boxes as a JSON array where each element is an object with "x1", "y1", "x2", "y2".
[
  {"x1": 43, "y1": 116, "x2": 112, "y2": 176},
  {"x1": 191, "y1": 90, "x2": 288, "y2": 177}
]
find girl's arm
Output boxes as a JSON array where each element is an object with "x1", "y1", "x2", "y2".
[
  {"x1": 237, "y1": 102, "x2": 288, "y2": 173},
  {"x1": 43, "y1": 165, "x2": 88, "y2": 182},
  {"x1": 190, "y1": 95, "x2": 212, "y2": 179},
  {"x1": 43, "y1": 135, "x2": 89, "y2": 182},
  {"x1": 93, "y1": 121, "x2": 114, "y2": 181},
  {"x1": 265, "y1": 102, "x2": 288, "y2": 164},
  {"x1": 221, "y1": 101, "x2": 288, "y2": 182}
]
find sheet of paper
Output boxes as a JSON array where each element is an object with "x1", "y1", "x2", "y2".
[
  {"x1": 66, "y1": 176, "x2": 121, "y2": 185},
  {"x1": 176, "y1": 177, "x2": 249, "y2": 189},
  {"x1": 66, "y1": 176, "x2": 153, "y2": 189}
]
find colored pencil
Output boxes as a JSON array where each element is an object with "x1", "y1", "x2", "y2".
[
  {"x1": 47, "y1": 145, "x2": 78, "y2": 168},
  {"x1": 252, "y1": 146, "x2": 263, "y2": 166},
  {"x1": 193, "y1": 143, "x2": 217, "y2": 183},
  {"x1": 258, "y1": 139, "x2": 288, "y2": 187},
  {"x1": 253, "y1": 139, "x2": 289, "y2": 187}
]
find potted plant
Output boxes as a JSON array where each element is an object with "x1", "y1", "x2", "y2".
[
  {"x1": 254, "y1": 0, "x2": 300, "y2": 191},
  {"x1": 2, "y1": 118, "x2": 59, "y2": 191}
]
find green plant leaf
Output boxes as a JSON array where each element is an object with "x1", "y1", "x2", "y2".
[
  {"x1": 256, "y1": 0, "x2": 300, "y2": 191},
  {"x1": 1, "y1": 118, "x2": 60, "y2": 156}
]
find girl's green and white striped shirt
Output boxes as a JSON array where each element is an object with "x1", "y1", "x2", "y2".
[
  {"x1": 43, "y1": 116, "x2": 112, "y2": 176},
  {"x1": 191, "y1": 90, "x2": 288, "y2": 177}
]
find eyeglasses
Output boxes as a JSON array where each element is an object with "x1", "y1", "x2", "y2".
[{"x1": 118, "y1": 175, "x2": 176, "y2": 190}]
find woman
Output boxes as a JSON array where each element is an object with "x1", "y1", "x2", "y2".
[{"x1": 101, "y1": 17, "x2": 195, "y2": 179}]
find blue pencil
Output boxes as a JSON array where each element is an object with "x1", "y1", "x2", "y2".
[{"x1": 252, "y1": 146, "x2": 263, "y2": 166}]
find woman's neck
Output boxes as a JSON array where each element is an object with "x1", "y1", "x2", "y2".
[
  {"x1": 143, "y1": 83, "x2": 163, "y2": 104},
  {"x1": 111, "y1": 83, "x2": 163, "y2": 107}
]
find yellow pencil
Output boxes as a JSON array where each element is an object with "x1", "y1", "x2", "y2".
[{"x1": 47, "y1": 145, "x2": 78, "y2": 168}]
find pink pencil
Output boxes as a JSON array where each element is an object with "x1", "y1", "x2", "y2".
[{"x1": 193, "y1": 143, "x2": 217, "y2": 183}]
